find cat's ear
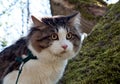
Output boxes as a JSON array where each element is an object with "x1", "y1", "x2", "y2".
[
  {"x1": 31, "y1": 15, "x2": 43, "y2": 27},
  {"x1": 67, "y1": 12, "x2": 81, "y2": 28}
]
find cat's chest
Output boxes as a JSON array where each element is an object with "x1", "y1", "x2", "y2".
[
  {"x1": 49, "y1": 61, "x2": 67, "y2": 82},
  {"x1": 22, "y1": 59, "x2": 67, "y2": 83}
]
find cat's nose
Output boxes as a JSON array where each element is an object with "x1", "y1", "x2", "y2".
[{"x1": 62, "y1": 44, "x2": 68, "y2": 50}]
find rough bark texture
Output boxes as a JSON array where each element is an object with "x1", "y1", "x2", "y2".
[
  {"x1": 50, "y1": 0, "x2": 120, "y2": 84},
  {"x1": 50, "y1": 0, "x2": 106, "y2": 34}
]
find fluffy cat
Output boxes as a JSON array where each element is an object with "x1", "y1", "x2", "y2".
[{"x1": 0, "y1": 12, "x2": 84, "y2": 84}]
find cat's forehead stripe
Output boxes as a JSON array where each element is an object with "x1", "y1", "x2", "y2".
[
  {"x1": 58, "y1": 28, "x2": 67, "y2": 39},
  {"x1": 59, "y1": 28, "x2": 67, "y2": 34}
]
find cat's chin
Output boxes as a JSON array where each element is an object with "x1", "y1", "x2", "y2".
[
  {"x1": 60, "y1": 51, "x2": 67, "y2": 54},
  {"x1": 53, "y1": 50, "x2": 75, "y2": 60}
]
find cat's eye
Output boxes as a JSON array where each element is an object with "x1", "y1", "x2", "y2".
[
  {"x1": 66, "y1": 32, "x2": 73, "y2": 39},
  {"x1": 51, "y1": 33, "x2": 58, "y2": 40}
]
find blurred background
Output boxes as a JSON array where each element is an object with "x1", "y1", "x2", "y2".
[{"x1": 0, "y1": 0, "x2": 51, "y2": 51}]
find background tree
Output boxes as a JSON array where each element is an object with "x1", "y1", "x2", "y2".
[
  {"x1": 50, "y1": 0, "x2": 107, "y2": 34},
  {"x1": 0, "y1": 0, "x2": 51, "y2": 51}
]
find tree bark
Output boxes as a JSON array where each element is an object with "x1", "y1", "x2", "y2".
[{"x1": 50, "y1": 0, "x2": 106, "y2": 34}]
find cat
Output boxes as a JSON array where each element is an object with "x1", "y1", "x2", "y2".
[{"x1": 0, "y1": 12, "x2": 85, "y2": 84}]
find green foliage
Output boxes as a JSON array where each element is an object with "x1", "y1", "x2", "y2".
[
  {"x1": 0, "y1": 38, "x2": 7, "y2": 47},
  {"x1": 60, "y1": 1, "x2": 120, "y2": 84}
]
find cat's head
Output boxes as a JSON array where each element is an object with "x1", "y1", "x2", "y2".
[{"x1": 28, "y1": 12, "x2": 83, "y2": 60}]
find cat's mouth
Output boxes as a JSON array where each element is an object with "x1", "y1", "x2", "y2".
[
  {"x1": 53, "y1": 50, "x2": 68, "y2": 57},
  {"x1": 55, "y1": 50, "x2": 75, "y2": 59},
  {"x1": 60, "y1": 50, "x2": 67, "y2": 54}
]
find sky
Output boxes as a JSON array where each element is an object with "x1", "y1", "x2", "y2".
[
  {"x1": 0, "y1": 0, "x2": 119, "y2": 51},
  {"x1": 104, "y1": 0, "x2": 119, "y2": 4}
]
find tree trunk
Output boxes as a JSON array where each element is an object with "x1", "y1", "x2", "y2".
[{"x1": 50, "y1": 0, "x2": 106, "y2": 34}]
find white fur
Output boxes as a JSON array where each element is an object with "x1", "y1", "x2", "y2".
[
  {"x1": 80, "y1": 33, "x2": 87, "y2": 43},
  {"x1": 3, "y1": 28, "x2": 79, "y2": 84},
  {"x1": 49, "y1": 28, "x2": 75, "y2": 59}
]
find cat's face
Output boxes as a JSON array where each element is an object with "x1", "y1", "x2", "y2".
[{"x1": 28, "y1": 12, "x2": 82, "y2": 59}]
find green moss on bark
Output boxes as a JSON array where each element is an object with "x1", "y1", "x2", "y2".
[{"x1": 60, "y1": 1, "x2": 120, "y2": 84}]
